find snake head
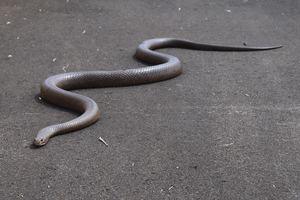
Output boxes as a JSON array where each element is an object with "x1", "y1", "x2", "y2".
[{"x1": 33, "y1": 136, "x2": 49, "y2": 146}]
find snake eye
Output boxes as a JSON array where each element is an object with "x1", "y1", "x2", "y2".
[{"x1": 40, "y1": 139, "x2": 45, "y2": 143}]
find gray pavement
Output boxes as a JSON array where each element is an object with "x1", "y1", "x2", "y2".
[{"x1": 1, "y1": 0, "x2": 300, "y2": 199}]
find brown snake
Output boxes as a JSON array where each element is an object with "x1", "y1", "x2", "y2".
[{"x1": 34, "y1": 38, "x2": 282, "y2": 146}]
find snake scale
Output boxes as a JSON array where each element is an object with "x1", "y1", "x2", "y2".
[{"x1": 34, "y1": 38, "x2": 282, "y2": 146}]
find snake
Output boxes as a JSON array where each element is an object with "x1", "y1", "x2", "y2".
[{"x1": 33, "y1": 38, "x2": 282, "y2": 146}]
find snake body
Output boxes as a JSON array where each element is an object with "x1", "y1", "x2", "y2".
[{"x1": 34, "y1": 38, "x2": 282, "y2": 146}]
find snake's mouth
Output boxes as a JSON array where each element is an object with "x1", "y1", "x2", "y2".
[{"x1": 33, "y1": 138, "x2": 47, "y2": 146}]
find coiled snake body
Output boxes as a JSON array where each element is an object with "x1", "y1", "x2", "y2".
[{"x1": 34, "y1": 38, "x2": 282, "y2": 146}]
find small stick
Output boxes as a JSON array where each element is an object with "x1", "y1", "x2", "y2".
[
  {"x1": 99, "y1": 137, "x2": 108, "y2": 146},
  {"x1": 62, "y1": 64, "x2": 69, "y2": 72}
]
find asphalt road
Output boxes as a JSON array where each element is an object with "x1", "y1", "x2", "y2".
[{"x1": 1, "y1": 0, "x2": 299, "y2": 199}]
